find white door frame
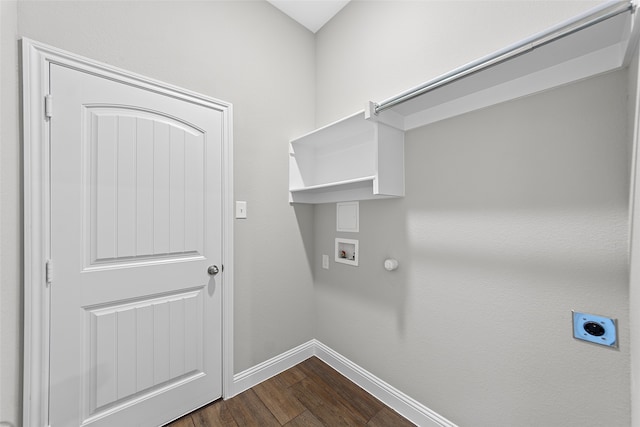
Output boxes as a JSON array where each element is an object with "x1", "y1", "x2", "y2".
[{"x1": 21, "y1": 38, "x2": 235, "y2": 427}]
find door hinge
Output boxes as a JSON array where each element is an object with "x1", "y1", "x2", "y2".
[
  {"x1": 45, "y1": 259, "x2": 53, "y2": 286},
  {"x1": 44, "y1": 94, "x2": 53, "y2": 119}
]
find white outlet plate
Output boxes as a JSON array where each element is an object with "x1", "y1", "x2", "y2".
[{"x1": 322, "y1": 254, "x2": 329, "y2": 269}]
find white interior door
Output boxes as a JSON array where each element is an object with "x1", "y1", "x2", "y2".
[{"x1": 48, "y1": 63, "x2": 223, "y2": 426}]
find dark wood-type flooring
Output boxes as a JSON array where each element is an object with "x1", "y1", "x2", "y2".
[{"x1": 166, "y1": 356, "x2": 415, "y2": 427}]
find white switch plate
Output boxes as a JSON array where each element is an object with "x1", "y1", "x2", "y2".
[
  {"x1": 322, "y1": 254, "x2": 329, "y2": 269},
  {"x1": 236, "y1": 201, "x2": 247, "y2": 219}
]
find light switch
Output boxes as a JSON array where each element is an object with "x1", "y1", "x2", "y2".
[{"x1": 236, "y1": 201, "x2": 247, "y2": 219}]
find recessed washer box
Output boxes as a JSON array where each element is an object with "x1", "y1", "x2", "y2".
[
  {"x1": 572, "y1": 311, "x2": 618, "y2": 348},
  {"x1": 335, "y1": 238, "x2": 358, "y2": 266}
]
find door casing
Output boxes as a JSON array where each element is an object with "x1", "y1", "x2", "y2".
[{"x1": 21, "y1": 38, "x2": 235, "y2": 427}]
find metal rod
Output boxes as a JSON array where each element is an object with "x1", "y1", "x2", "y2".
[{"x1": 374, "y1": 1, "x2": 634, "y2": 114}]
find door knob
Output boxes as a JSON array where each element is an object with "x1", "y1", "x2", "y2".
[{"x1": 208, "y1": 265, "x2": 219, "y2": 276}]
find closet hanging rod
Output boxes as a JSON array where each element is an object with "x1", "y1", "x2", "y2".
[{"x1": 374, "y1": 0, "x2": 634, "y2": 115}]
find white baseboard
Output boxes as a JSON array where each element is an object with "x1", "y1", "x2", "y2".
[
  {"x1": 312, "y1": 340, "x2": 457, "y2": 427},
  {"x1": 231, "y1": 339, "x2": 457, "y2": 427},
  {"x1": 231, "y1": 340, "x2": 315, "y2": 396}
]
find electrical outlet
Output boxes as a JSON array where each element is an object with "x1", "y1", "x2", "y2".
[
  {"x1": 322, "y1": 254, "x2": 329, "y2": 269},
  {"x1": 572, "y1": 311, "x2": 618, "y2": 348}
]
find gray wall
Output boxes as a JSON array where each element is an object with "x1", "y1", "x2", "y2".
[
  {"x1": 314, "y1": 1, "x2": 630, "y2": 426},
  {"x1": 628, "y1": 40, "x2": 640, "y2": 427},
  {"x1": 1, "y1": 1, "x2": 21, "y2": 425},
  {"x1": 2, "y1": 1, "x2": 634, "y2": 426},
  {"x1": 0, "y1": 2, "x2": 316, "y2": 426}
]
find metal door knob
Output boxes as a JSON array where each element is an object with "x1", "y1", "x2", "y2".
[{"x1": 208, "y1": 265, "x2": 219, "y2": 276}]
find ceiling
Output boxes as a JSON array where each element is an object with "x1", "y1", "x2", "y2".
[{"x1": 266, "y1": 0, "x2": 351, "y2": 33}]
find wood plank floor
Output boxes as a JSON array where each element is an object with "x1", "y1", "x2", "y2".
[{"x1": 166, "y1": 356, "x2": 415, "y2": 427}]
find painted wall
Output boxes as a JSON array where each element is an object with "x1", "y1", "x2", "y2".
[
  {"x1": 3, "y1": 1, "x2": 634, "y2": 426},
  {"x1": 0, "y1": 1, "x2": 21, "y2": 425},
  {"x1": 314, "y1": 1, "x2": 630, "y2": 426},
  {"x1": 628, "y1": 39, "x2": 640, "y2": 427},
  {"x1": 0, "y1": 2, "x2": 316, "y2": 425}
]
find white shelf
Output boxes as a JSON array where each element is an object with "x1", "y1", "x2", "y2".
[
  {"x1": 290, "y1": 177, "x2": 383, "y2": 204},
  {"x1": 289, "y1": 112, "x2": 404, "y2": 204},
  {"x1": 288, "y1": 1, "x2": 636, "y2": 204},
  {"x1": 289, "y1": 176, "x2": 376, "y2": 193},
  {"x1": 371, "y1": 1, "x2": 636, "y2": 131}
]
